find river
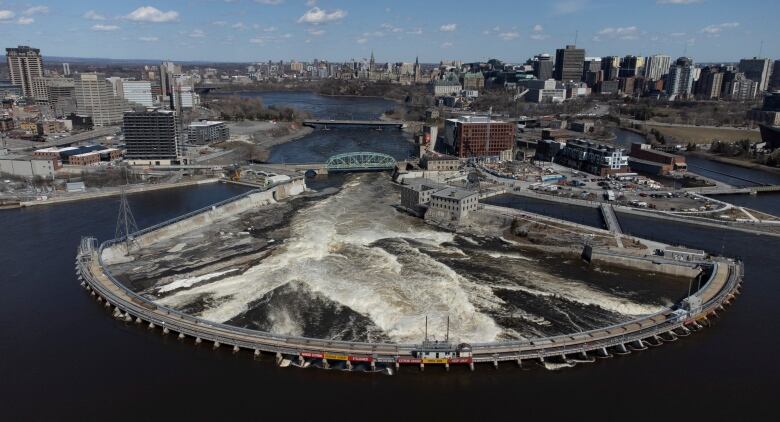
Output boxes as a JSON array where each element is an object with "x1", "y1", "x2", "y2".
[
  {"x1": 235, "y1": 91, "x2": 417, "y2": 163},
  {"x1": 2, "y1": 110, "x2": 779, "y2": 420}
]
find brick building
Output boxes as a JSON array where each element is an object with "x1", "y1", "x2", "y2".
[{"x1": 442, "y1": 116, "x2": 515, "y2": 158}]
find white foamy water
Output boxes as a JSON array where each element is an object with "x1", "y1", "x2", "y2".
[
  {"x1": 157, "y1": 174, "x2": 504, "y2": 343},
  {"x1": 155, "y1": 174, "x2": 670, "y2": 342}
]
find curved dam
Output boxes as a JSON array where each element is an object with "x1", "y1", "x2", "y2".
[{"x1": 75, "y1": 176, "x2": 744, "y2": 372}]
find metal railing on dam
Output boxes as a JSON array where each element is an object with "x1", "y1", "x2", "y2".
[{"x1": 74, "y1": 185, "x2": 744, "y2": 371}]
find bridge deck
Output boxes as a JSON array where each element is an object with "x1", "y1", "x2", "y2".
[{"x1": 302, "y1": 119, "x2": 403, "y2": 126}]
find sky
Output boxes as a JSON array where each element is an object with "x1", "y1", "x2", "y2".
[{"x1": 0, "y1": 0, "x2": 778, "y2": 64}]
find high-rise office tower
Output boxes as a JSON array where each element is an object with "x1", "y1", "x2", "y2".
[
  {"x1": 582, "y1": 57, "x2": 602, "y2": 81},
  {"x1": 159, "y1": 61, "x2": 182, "y2": 106},
  {"x1": 123, "y1": 108, "x2": 183, "y2": 165},
  {"x1": 5, "y1": 45, "x2": 43, "y2": 97},
  {"x1": 62, "y1": 63, "x2": 71, "y2": 76},
  {"x1": 771, "y1": 60, "x2": 780, "y2": 91},
  {"x1": 532, "y1": 53, "x2": 553, "y2": 81},
  {"x1": 553, "y1": 45, "x2": 585, "y2": 82},
  {"x1": 74, "y1": 73, "x2": 125, "y2": 126},
  {"x1": 643, "y1": 55, "x2": 671, "y2": 81},
  {"x1": 619, "y1": 55, "x2": 643, "y2": 78},
  {"x1": 739, "y1": 57, "x2": 771, "y2": 92},
  {"x1": 601, "y1": 56, "x2": 620, "y2": 81}
]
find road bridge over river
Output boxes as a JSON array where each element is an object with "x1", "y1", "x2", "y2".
[{"x1": 302, "y1": 119, "x2": 405, "y2": 129}]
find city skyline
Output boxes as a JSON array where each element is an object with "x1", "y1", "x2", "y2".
[{"x1": 0, "y1": 0, "x2": 777, "y2": 64}]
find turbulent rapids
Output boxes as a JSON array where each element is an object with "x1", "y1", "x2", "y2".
[{"x1": 106, "y1": 174, "x2": 687, "y2": 344}]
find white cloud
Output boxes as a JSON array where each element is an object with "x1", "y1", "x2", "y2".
[
  {"x1": 406, "y1": 28, "x2": 422, "y2": 35},
  {"x1": 0, "y1": 10, "x2": 16, "y2": 21},
  {"x1": 307, "y1": 28, "x2": 325, "y2": 36},
  {"x1": 701, "y1": 22, "x2": 739, "y2": 34},
  {"x1": 212, "y1": 20, "x2": 227, "y2": 26},
  {"x1": 530, "y1": 33, "x2": 550, "y2": 40},
  {"x1": 139, "y1": 36, "x2": 159, "y2": 42},
  {"x1": 83, "y1": 10, "x2": 106, "y2": 20},
  {"x1": 306, "y1": 0, "x2": 317, "y2": 6},
  {"x1": 264, "y1": 26, "x2": 278, "y2": 32},
  {"x1": 255, "y1": 0, "x2": 284, "y2": 4},
  {"x1": 499, "y1": 32, "x2": 519, "y2": 41},
  {"x1": 657, "y1": 0, "x2": 702, "y2": 4},
  {"x1": 250, "y1": 37, "x2": 266, "y2": 44},
  {"x1": 380, "y1": 23, "x2": 403, "y2": 33},
  {"x1": 189, "y1": 29, "x2": 206, "y2": 38},
  {"x1": 232, "y1": 22, "x2": 246, "y2": 30},
  {"x1": 297, "y1": 7, "x2": 346, "y2": 24},
  {"x1": 17, "y1": 17, "x2": 34, "y2": 25},
  {"x1": 441, "y1": 42, "x2": 453, "y2": 48},
  {"x1": 554, "y1": 0, "x2": 587, "y2": 14},
  {"x1": 596, "y1": 25, "x2": 639, "y2": 39},
  {"x1": 356, "y1": 37, "x2": 368, "y2": 44},
  {"x1": 124, "y1": 6, "x2": 179, "y2": 23},
  {"x1": 92, "y1": 24, "x2": 120, "y2": 31},
  {"x1": 23, "y1": 6, "x2": 49, "y2": 15},
  {"x1": 533, "y1": 24, "x2": 543, "y2": 32},
  {"x1": 439, "y1": 23, "x2": 457, "y2": 32}
]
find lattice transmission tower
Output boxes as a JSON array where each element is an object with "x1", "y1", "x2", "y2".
[{"x1": 115, "y1": 186, "x2": 139, "y2": 252}]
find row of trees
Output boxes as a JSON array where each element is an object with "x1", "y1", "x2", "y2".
[{"x1": 204, "y1": 96, "x2": 309, "y2": 122}]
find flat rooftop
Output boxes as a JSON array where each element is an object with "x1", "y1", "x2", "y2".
[{"x1": 432, "y1": 187, "x2": 477, "y2": 201}]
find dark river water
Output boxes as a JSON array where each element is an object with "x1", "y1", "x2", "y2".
[
  {"x1": 2, "y1": 111, "x2": 780, "y2": 419},
  {"x1": 1, "y1": 179, "x2": 778, "y2": 420},
  {"x1": 232, "y1": 91, "x2": 417, "y2": 164}
]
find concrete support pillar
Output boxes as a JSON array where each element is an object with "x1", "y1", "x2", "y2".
[
  {"x1": 254, "y1": 349, "x2": 261, "y2": 359},
  {"x1": 395, "y1": 361, "x2": 400, "y2": 371},
  {"x1": 178, "y1": 333, "x2": 185, "y2": 340},
  {"x1": 135, "y1": 317, "x2": 142, "y2": 324},
  {"x1": 445, "y1": 362, "x2": 450, "y2": 372},
  {"x1": 419, "y1": 363, "x2": 424, "y2": 372},
  {"x1": 213, "y1": 341, "x2": 220, "y2": 349},
  {"x1": 600, "y1": 347, "x2": 609, "y2": 357},
  {"x1": 298, "y1": 356, "x2": 305, "y2": 366},
  {"x1": 148, "y1": 322, "x2": 155, "y2": 329},
  {"x1": 370, "y1": 361, "x2": 376, "y2": 371},
  {"x1": 124, "y1": 314, "x2": 132, "y2": 322},
  {"x1": 195, "y1": 337, "x2": 202, "y2": 344},
  {"x1": 97, "y1": 296, "x2": 103, "y2": 303},
  {"x1": 617, "y1": 343, "x2": 628, "y2": 354},
  {"x1": 579, "y1": 351, "x2": 588, "y2": 360},
  {"x1": 104, "y1": 300, "x2": 110, "y2": 308},
  {"x1": 80, "y1": 282, "x2": 86, "y2": 288},
  {"x1": 275, "y1": 352, "x2": 282, "y2": 365},
  {"x1": 233, "y1": 345, "x2": 240, "y2": 353},
  {"x1": 162, "y1": 327, "x2": 170, "y2": 335},
  {"x1": 516, "y1": 358, "x2": 523, "y2": 368},
  {"x1": 322, "y1": 359, "x2": 330, "y2": 369},
  {"x1": 469, "y1": 362, "x2": 475, "y2": 371},
  {"x1": 493, "y1": 359, "x2": 498, "y2": 369},
  {"x1": 90, "y1": 291, "x2": 96, "y2": 297},
  {"x1": 346, "y1": 360, "x2": 353, "y2": 371}
]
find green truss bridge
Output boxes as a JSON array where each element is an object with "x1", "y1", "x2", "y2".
[{"x1": 325, "y1": 152, "x2": 397, "y2": 172}]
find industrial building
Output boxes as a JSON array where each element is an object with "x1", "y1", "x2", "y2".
[
  {"x1": 427, "y1": 187, "x2": 479, "y2": 223},
  {"x1": 399, "y1": 178, "x2": 447, "y2": 216},
  {"x1": 0, "y1": 154, "x2": 56, "y2": 179},
  {"x1": 123, "y1": 109, "x2": 183, "y2": 165},
  {"x1": 420, "y1": 153, "x2": 460, "y2": 171},
  {"x1": 187, "y1": 120, "x2": 229, "y2": 144},
  {"x1": 628, "y1": 143, "x2": 686, "y2": 175},
  {"x1": 443, "y1": 116, "x2": 515, "y2": 158}
]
